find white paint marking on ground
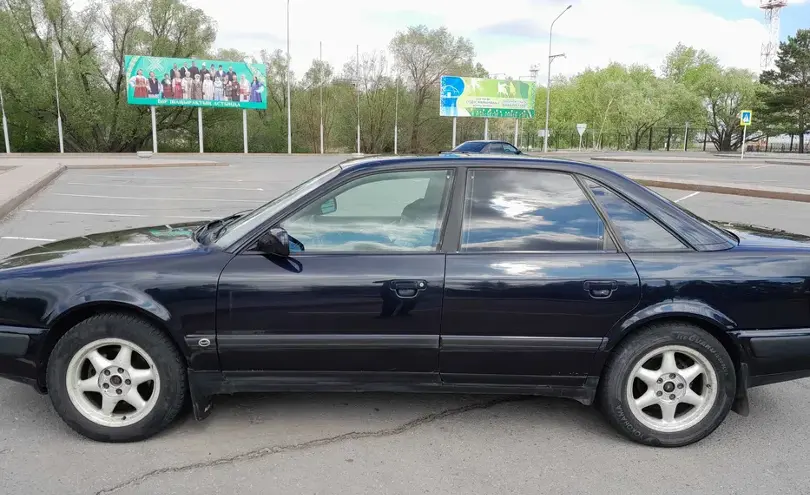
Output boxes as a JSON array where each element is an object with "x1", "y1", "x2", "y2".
[
  {"x1": 24, "y1": 209, "x2": 212, "y2": 220},
  {"x1": 674, "y1": 191, "x2": 701, "y2": 203},
  {"x1": 0, "y1": 236, "x2": 56, "y2": 242},
  {"x1": 66, "y1": 182, "x2": 264, "y2": 191},
  {"x1": 751, "y1": 164, "x2": 773, "y2": 169},
  {"x1": 77, "y1": 174, "x2": 246, "y2": 182},
  {"x1": 53, "y1": 193, "x2": 261, "y2": 203}
]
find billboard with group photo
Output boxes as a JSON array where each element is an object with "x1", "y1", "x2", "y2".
[
  {"x1": 440, "y1": 76, "x2": 536, "y2": 119},
  {"x1": 124, "y1": 55, "x2": 268, "y2": 110}
]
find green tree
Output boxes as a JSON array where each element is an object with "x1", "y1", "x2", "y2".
[
  {"x1": 389, "y1": 26, "x2": 476, "y2": 152},
  {"x1": 759, "y1": 29, "x2": 810, "y2": 153}
]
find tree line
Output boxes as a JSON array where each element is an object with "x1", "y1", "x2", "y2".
[{"x1": 0, "y1": 0, "x2": 807, "y2": 153}]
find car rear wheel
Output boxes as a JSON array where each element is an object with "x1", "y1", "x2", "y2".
[
  {"x1": 46, "y1": 313, "x2": 187, "y2": 442},
  {"x1": 599, "y1": 322, "x2": 736, "y2": 447}
]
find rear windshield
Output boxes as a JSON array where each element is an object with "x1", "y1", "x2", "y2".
[{"x1": 453, "y1": 142, "x2": 487, "y2": 152}]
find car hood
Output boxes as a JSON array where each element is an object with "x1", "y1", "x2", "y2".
[
  {"x1": 0, "y1": 222, "x2": 207, "y2": 270},
  {"x1": 717, "y1": 222, "x2": 810, "y2": 250}
]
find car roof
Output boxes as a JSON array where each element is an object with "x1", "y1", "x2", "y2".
[{"x1": 338, "y1": 154, "x2": 615, "y2": 176}]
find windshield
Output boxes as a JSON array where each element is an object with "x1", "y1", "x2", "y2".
[
  {"x1": 213, "y1": 165, "x2": 341, "y2": 248},
  {"x1": 453, "y1": 141, "x2": 487, "y2": 152}
]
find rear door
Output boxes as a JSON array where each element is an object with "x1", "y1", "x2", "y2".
[{"x1": 440, "y1": 168, "x2": 642, "y2": 387}]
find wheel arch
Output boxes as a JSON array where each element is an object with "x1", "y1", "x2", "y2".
[
  {"x1": 37, "y1": 301, "x2": 187, "y2": 391},
  {"x1": 597, "y1": 301, "x2": 743, "y2": 385}
]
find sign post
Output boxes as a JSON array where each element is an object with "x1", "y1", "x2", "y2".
[
  {"x1": 484, "y1": 118, "x2": 489, "y2": 140},
  {"x1": 150, "y1": 106, "x2": 157, "y2": 153},
  {"x1": 740, "y1": 110, "x2": 752, "y2": 160},
  {"x1": 452, "y1": 117, "x2": 457, "y2": 148},
  {"x1": 576, "y1": 123, "x2": 587, "y2": 151}
]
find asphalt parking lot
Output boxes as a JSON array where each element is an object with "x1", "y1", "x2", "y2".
[{"x1": 2, "y1": 155, "x2": 810, "y2": 494}]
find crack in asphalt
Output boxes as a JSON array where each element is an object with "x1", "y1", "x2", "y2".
[{"x1": 95, "y1": 397, "x2": 526, "y2": 495}]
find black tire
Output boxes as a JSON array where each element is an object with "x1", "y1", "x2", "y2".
[
  {"x1": 598, "y1": 322, "x2": 736, "y2": 447},
  {"x1": 46, "y1": 312, "x2": 187, "y2": 442}
]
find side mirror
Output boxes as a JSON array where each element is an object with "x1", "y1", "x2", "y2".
[
  {"x1": 515, "y1": 149, "x2": 522, "y2": 155},
  {"x1": 319, "y1": 197, "x2": 337, "y2": 215},
  {"x1": 256, "y1": 227, "x2": 291, "y2": 257}
]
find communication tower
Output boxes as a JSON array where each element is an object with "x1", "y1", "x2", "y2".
[{"x1": 760, "y1": 0, "x2": 787, "y2": 71}]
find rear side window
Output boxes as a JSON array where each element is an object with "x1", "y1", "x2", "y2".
[
  {"x1": 461, "y1": 169, "x2": 614, "y2": 252},
  {"x1": 584, "y1": 178, "x2": 689, "y2": 251}
]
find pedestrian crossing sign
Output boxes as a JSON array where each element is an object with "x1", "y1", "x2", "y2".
[{"x1": 740, "y1": 110, "x2": 752, "y2": 126}]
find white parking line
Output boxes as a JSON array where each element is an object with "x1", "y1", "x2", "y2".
[
  {"x1": 674, "y1": 191, "x2": 701, "y2": 203},
  {"x1": 53, "y1": 193, "x2": 262, "y2": 203},
  {"x1": 66, "y1": 182, "x2": 264, "y2": 191},
  {"x1": 24, "y1": 209, "x2": 212, "y2": 219},
  {"x1": 751, "y1": 165, "x2": 773, "y2": 169},
  {"x1": 1, "y1": 236, "x2": 56, "y2": 242}
]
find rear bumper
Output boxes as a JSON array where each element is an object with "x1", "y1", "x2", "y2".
[{"x1": 732, "y1": 328, "x2": 810, "y2": 387}]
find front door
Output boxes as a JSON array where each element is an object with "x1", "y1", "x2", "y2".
[
  {"x1": 217, "y1": 168, "x2": 456, "y2": 387},
  {"x1": 441, "y1": 168, "x2": 642, "y2": 387}
]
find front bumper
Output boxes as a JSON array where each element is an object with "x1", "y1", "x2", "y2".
[{"x1": 0, "y1": 325, "x2": 47, "y2": 390}]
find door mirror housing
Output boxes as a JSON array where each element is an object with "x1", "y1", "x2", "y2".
[{"x1": 256, "y1": 227, "x2": 291, "y2": 257}]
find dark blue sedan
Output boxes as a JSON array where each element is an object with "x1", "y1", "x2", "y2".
[{"x1": 1, "y1": 155, "x2": 809, "y2": 447}]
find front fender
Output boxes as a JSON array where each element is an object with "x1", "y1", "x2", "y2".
[
  {"x1": 605, "y1": 298, "x2": 737, "y2": 351},
  {"x1": 47, "y1": 284, "x2": 172, "y2": 329}
]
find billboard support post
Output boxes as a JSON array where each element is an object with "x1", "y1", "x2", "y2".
[
  {"x1": 513, "y1": 119, "x2": 518, "y2": 146},
  {"x1": 243, "y1": 109, "x2": 248, "y2": 154},
  {"x1": 484, "y1": 118, "x2": 489, "y2": 140},
  {"x1": 150, "y1": 106, "x2": 157, "y2": 153},
  {"x1": 198, "y1": 107, "x2": 203, "y2": 153},
  {"x1": 0, "y1": 85, "x2": 10, "y2": 154},
  {"x1": 452, "y1": 117, "x2": 457, "y2": 148}
]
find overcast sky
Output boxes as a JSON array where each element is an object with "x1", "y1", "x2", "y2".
[{"x1": 149, "y1": 0, "x2": 810, "y2": 80}]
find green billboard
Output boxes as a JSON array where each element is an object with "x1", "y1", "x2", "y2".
[
  {"x1": 124, "y1": 55, "x2": 267, "y2": 110},
  {"x1": 440, "y1": 76, "x2": 535, "y2": 119}
]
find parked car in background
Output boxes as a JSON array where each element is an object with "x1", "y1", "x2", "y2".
[
  {"x1": 441, "y1": 140, "x2": 522, "y2": 155},
  {"x1": 2, "y1": 155, "x2": 810, "y2": 447}
]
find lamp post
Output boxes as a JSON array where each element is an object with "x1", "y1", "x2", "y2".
[
  {"x1": 319, "y1": 41, "x2": 324, "y2": 154},
  {"x1": 543, "y1": 4, "x2": 572, "y2": 153},
  {"x1": 285, "y1": 0, "x2": 292, "y2": 154}
]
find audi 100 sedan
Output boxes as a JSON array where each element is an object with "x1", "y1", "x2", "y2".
[{"x1": 1, "y1": 155, "x2": 809, "y2": 447}]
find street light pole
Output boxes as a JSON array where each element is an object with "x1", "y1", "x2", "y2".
[
  {"x1": 285, "y1": 0, "x2": 292, "y2": 154},
  {"x1": 543, "y1": 4, "x2": 572, "y2": 153},
  {"x1": 356, "y1": 44, "x2": 360, "y2": 155},
  {"x1": 394, "y1": 73, "x2": 399, "y2": 155},
  {"x1": 319, "y1": 40, "x2": 324, "y2": 154}
]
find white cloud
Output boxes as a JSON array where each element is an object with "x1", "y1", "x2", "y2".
[{"x1": 193, "y1": 0, "x2": 771, "y2": 82}]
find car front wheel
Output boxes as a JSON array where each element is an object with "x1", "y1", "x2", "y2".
[
  {"x1": 599, "y1": 322, "x2": 736, "y2": 447},
  {"x1": 46, "y1": 313, "x2": 187, "y2": 442}
]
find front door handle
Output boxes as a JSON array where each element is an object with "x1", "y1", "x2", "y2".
[
  {"x1": 583, "y1": 280, "x2": 618, "y2": 299},
  {"x1": 391, "y1": 280, "x2": 427, "y2": 299}
]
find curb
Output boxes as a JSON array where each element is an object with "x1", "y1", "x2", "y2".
[
  {"x1": 0, "y1": 165, "x2": 65, "y2": 219},
  {"x1": 631, "y1": 176, "x2": 810, "y2": 203},
  {"x1": 64, "y1": 161, "x2": 228, "y2": 170}
]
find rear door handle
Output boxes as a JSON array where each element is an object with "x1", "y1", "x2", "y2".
[
  {"x1": 583, "y1": 280, "x2": 618, "y2": 299},
  {"x1": 391, "y1": 280, "x2": 427, "y2": 299}
]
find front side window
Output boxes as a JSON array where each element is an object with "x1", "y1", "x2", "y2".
[
  {"x1": 503, "y1": 144, "x2": 519, "y2": 154},
  {"x1": 584, "y1": 178, "x2": 689, "y2": 251},
  {"x1": 280, "y1": 169, "x2": 453, "y2": 252},
  {"x1": 486, "y1": 143, "x2": 504, "y2": 153},
  {"x1": 460, "y1": 169, "x2": 613, "y2": 252}
]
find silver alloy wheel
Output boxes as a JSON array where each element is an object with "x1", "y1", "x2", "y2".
[
  {"x1": 625, "y1": 344, "x2": 718, "y2": 433},
  {"x1": 65, "y1": 338, "x2": 160, "y2": 428}
]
